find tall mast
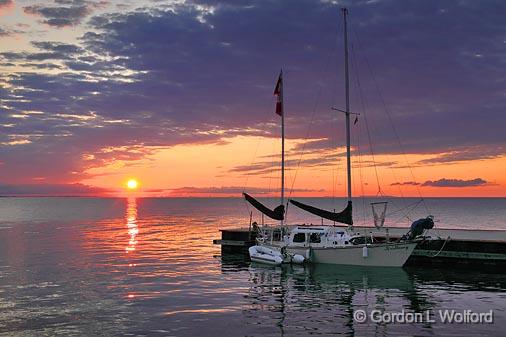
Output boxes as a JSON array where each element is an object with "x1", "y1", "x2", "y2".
[
  {"x1": 342, "y1": 8, "x2": 352, "y2": 203},
  {"x1": 280, "y1": 70, "x2": 285, "y2": 226},
  {"x1": 273, "y1": 70, "x2": 285, "y2": 227}
]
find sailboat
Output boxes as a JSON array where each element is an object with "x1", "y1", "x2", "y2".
[{"x1": 246, "y1": 8, "x2": 427, "y2": 267}]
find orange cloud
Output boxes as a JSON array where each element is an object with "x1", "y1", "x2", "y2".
[
  {"x1": 79, "y1": 136, "x2": 506, "y2": 198},
  {"x1": 0, "y1": 0, "x2": 14, "y2": 16}
]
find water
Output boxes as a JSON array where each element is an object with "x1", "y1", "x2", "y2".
[{"x1": 0, "y1": 197, "x2": 505, "y2": 336}]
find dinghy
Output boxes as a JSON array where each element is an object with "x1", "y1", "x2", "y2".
[
  {"x1": 249, "y1": 245, "x2": 306, "y2": 266},
  {"x1": 248, "y1": 245, "x2": 284, "y2": 265}
]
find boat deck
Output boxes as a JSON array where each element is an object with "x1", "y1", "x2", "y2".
[{"x1": 352, "y1": 226, "x2": 506, "y2": 242}]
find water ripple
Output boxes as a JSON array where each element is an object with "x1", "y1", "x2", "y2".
[{"x1": 0, "y1": 198, "x2": 505, "y2": 336}]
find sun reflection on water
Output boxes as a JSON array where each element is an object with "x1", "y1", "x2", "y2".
[{"x1": 125, "y1": 197, "x2": 138, "y2": 253}]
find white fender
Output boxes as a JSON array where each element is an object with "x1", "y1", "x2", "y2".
[
  {"x1": 291, "y1": 254, "x2": 305, "y2": 264},
  {"x1": 362, "y1": 245, "x2": 368, "y2": 258}
]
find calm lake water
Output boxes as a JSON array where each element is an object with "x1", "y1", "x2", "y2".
[{"x1": 0, "y1": 197, "x2": 505, "y2": 336}]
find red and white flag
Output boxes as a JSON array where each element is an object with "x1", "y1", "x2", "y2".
[{"x1": 273, "y1": 71, "x2": 283, "y2": 116}]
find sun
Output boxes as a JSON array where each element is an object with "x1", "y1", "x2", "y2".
[{"x1": 127, "y1": 179, "x2": 138, "y2": 190}]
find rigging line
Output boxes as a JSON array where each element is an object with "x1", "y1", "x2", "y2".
[
  {"x1": 285, "y1": 88, "x2": 322, "y2": 202},
  {"x1": 266, "y1": 136, "x2": 277, "y2": 195},
  {"x1": 389, "y1": 200, "x2": 423, "y2": 224},
  {"x1": 351, "y1": 48, "x2": 407, "y2": 215},
  {"x1": 330, "y1": 94, "x2": 338, "y2": 204},
  {"x1": 349, "y1": 22, "x2": 429, "y2": 215},
  {"x1": 355, "y1": 107, "x2": 367, "y2": 226},
  {"x1": 349, "y1": 29, "x2": 422, "y2": 220},
  {"x1": 241, "y1": 88, "x2": 281, "y2": 217},
  {"x1": 349, "y1": 43, "x2": 382, "y2": 196},
  {"x1": 241, "y1": 111, "x2": 273, "y2": 194},
  {"x1": 349, "y1": 26, "x2": 418, "y2": 222},
  {"x1": 331, "y1": 141, "x2": 335, "y2": 202},
  {"x1": 286, "y1": 20, "x2": 340, "y2": 202},
  {"x1": 350, "y1": 40, "x2": 413, "y2": 224},
  {"x1": 386, "y1": 199, "x2": 423, "y2": 217},
  {"x1": 348, "y1": 46, "x2": 367, "y2": 225},
  {"x1": 396, "y1": 200, "x2": 423, "y2": 223},
  {"x1": 329, "y1": 25, "x2": 340, "y2": 207}
]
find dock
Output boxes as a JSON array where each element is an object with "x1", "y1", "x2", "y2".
[
  {"x1": 214, "y1": 226, "x2": 506, "y2": 269},
  {"x1": 213, "y1": 228, "x2": 257, "y2": 254}
]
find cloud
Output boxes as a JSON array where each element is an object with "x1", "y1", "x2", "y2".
[
  {"x1": 1, "y1": 0, "x2": 506, "y2": 187},
  {"x1": 23, "y1": 1, "x2": 107, "y2": 27},
  {"x1": 0, "y1": 0, "x2": 12, "y2": 12},
  {"x1": 0, "y1": 26, "x2": 9, "y2": 36},
  {"x1": 24, "y1": 5, "x2": 89, "y2": 27},
  {"x1": 162, "y1": 185, "x2": 324, "y2": 196},
  {"x1": 1, "y1": 41, "x2": 85, "y2": 62},
  {"x1": 390, "y1": 181, "x2": 420, "y2": 186},
  {"x1": 0, "y1": 183, "x2": 113, "y2": 196},
  {"x1": 0, "y1": 25, "x2": 23, "y2": 37},
  {"x1": 416, "y1": 146, "x2": 505, "y2": 165},
  {"x1": 228, "y1": 153, "x2": 341, "y2": 176},
  {"x1": 421, "y1": 178, "x2": 488, "y2": 188},
  {"x1": 20, "y1": 62, "x2": 64, "y2": 70}
]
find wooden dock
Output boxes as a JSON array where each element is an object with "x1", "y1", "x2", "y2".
[{"x1": 213, "y1": 226, "x2": 506, "y2": 269}]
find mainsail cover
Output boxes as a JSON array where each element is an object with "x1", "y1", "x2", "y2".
[
  {"x1": 243, "y1": 193, "x2": 284, "y2": 220},
  {"x1": 289, "y1": 199, "x2": 353, "y2": 225}
]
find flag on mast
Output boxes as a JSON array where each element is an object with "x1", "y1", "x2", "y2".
[{"x1": 274, "y1": 71, "x2": 283, "y2": 116}]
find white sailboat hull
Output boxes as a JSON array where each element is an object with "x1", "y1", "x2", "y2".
[{"x1": 285, "y1": 242, "x2": 417, "y2": 267}]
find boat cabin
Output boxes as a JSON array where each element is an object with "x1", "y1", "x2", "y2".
[{"x1": 287, "y1": 226, "x2": 353, "y2": 248}]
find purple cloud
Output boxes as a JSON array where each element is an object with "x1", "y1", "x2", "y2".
[
  {"x1": 1, "y1": 0, "x2": 505, "y2": 187},
  {"x1": 0, "y1": 27, "x2": 9, "y2": 36},
  {"x1": 23, "y1": 1, "x2": 107, "y2": 27},
  {"x1": 0, "y1": 0, "x2": 12, "y2": 8},
  {"x1": 0, "y1": 183, "x2": 113, "y2": 196},
  {"x1": 417, "y1": 146, "x2": 505, "y2": 165}
]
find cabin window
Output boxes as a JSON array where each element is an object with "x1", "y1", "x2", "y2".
[
  {"x1": 310, "y1": 233, "x2": 321, "y2": 243},
  {"x1": 293, "y1": 233, "x2": 306, "y2": 243},
  {"x1": 272, "y1": 229, "x2": 282, "y2": 241}
]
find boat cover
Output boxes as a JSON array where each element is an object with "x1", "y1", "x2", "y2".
[
  {"x1": 289, "y1": 199, "x2": 353, "y2": 225},
  {"x1": 409, "y1": 217, "x2": 434, "y2": 238},
  {"x1": 243, "y1": 193, "x2": 284, "y2": 220}
]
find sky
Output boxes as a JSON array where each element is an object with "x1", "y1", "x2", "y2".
[{"x1": 0, "y1": 0, "x2": 505, "y2": 197}]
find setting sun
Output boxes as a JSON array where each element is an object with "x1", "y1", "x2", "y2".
[{"x1": 127, "y1": 179, "x2": 139, "y2": 190}]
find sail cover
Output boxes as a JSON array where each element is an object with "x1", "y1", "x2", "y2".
[
  {"x1": 289, "y1": 199, "x2": 353, "y2": 225},
  {"x1": 243, "y1": 193, "x2": 284, "y2": 220}
]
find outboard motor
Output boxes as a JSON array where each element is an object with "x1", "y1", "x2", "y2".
[{"x1": 404, "y1": 216, "x2": 434, "y2": 240}]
